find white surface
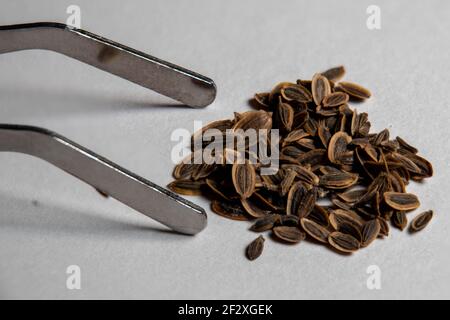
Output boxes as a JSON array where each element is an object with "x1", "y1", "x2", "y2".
[{"x1": 0, "y1": 0, "x2": 449, "y2": 299}]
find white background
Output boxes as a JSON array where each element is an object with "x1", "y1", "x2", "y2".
[{"x1": 0, "y1": 0, "x2": 449, "y2": 299}]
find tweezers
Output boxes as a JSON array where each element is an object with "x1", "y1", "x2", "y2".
[
  {"x1": 0, "y1": 22, "x2": 214, "y2": 235},
  {"x1": 0, "y1": 22, "x2": 216, "y2": 108}
]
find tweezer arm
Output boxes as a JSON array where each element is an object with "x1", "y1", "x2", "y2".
[
  {"x1": 0, "y1": 22, "x2": 216, "y2": 108},
  {"x1": 0, "y1": 124, "x2": 207, "y2": 235}
]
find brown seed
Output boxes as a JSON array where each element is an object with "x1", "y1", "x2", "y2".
[
  {"x1": 396, "y1": 136, "x2": 418, "y2": 154},
  {"x1": 167, "y1": 180, "x2": 205, "y2": 196},
  {"x1": 337, "y1": 189, "x2": 367, "y2": 203},
  {"x1": 378, "y1": 218, "x2": 390, "y2": 237},
  {"x1": 191, "y1": 163, "x2": 217, "y2": 181},
  {"x1": 282, "y1": 164, "x2": 320, "y2": 186},
  {"x1": 269, "y1": 82, "x2": 293, "y2": 102},
  {"x1": 328, "y1": 131, "x2": 352, "y2": 164},
  {"x1": 409, "y1": 210, "x2": 433, "y2": 232},
  {"x1": 211, "y1": 200, "x2": 249, "y2": 221},
  {"x1": 392, "y1": 211, "x2": 407, "y2": 230},
  {"x1": 361, "y1": 219, "x2": 381, "y2": 247},
  {"x1": 337, "y1": 81, "x2": 371, "y2": 99},
  {"x1": 300, "y1": 218, "x2": 330, "y2": 243},
  {"x1": 308, "y1": 205, "x2": 330, "y2": 227},
  {"x1": 232, "y1": 110, "x2": 273, "y2": 131},
  {"x1": 338, "y1": 221, "x2": 362, "y2": 241},
  {"x1": 277, "y1": 98, "x2": 295, "y2": 131},
  {"x1": 280, "y1": 84, "x2": 312, "y2": 103},
  {"x1": 280, "y1": 169, "x2": 298, "y2": 196},
  {"x1": 246, "y1": 235, "x2": 265, "y2": 261},
  {"x1": 206, "y1": 179, "x2": 231, "y2": 200},
  {"x1": 168, "y1": 65, "x2": 434, "y2": 261},
  {"x1": 173, "y1": 162, "x2": 197, "y2": 180},
  {"x1": 279, "y1": 214, "x2": 300, "y2": 226},
  {"x1": 286, "y1": 182, "x2": 317, "y2": 218},
  {"x1": 232, "y1": 163, "x2": 256, "y2": 199},
  {"x1": 273, "y1": 226, "x2": 306, "y2": 243},
  {"x1": 241, "y1": 197, "x2": 271, "y2": 218},
  {"x1": 322, "y1": 92, "x2": 349, "y2": 108},
  {"x1": 384, "y1": 192, "x2": 420, "y2": 211},
  {"x1": 328, "y1": 232, "x2": 361, "y2": 253},
  {"x1": 320, "y1": 171, "x2": 359, "y2": 189},
  {"x1": 250, "y1": 214, "x2": 281, "y2": 232},
  {"x1": 321, "y1": 65, "x2": 346, "y2": 82},
  {"x1": 311, "y1": 73, "x2": 331, "y2": 106},
  {"x1": 253, "y1": 92, "x2": 270, "y2": 109},
  {"x1": 191, "y1": 119, "x2": 234, "y2": 151},
  {"x1": 282, "y1": 129, "x2": 309, "y2": 146},
  {"x1": 329, "y1": 209, "x2": 364, "y2": 230}
]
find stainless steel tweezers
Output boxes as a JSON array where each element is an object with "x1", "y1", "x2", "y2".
[{"x1": 0, "y1": 22, "x2": 214, "y2": 235}]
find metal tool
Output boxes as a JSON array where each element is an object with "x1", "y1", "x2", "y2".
[
  {"x1": 0, "y1": 22, "x2": 216, "y2": 108},
  {"x1": 0, "y1": 125, "x2": 207, "y2": 235},
  {"x1": 0, "y1": 22, "x2": 213, "y2": 234}
]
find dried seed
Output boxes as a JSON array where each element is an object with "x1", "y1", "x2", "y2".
[
  {"x1": 396, "y1": 136, "x2": 418, "y2": 154},
  {"x1": 192, "y1": 163, "x2": 217, "y2": 180},
  {"x1": 384, "y1": 192, "x2": 420, "y2": 211},
  {"x1": 308, "y1": 205, "x2": 330, "y2": 227},
  {"x1": 282, "y1": 129, "x2": 309, "y2": 146},
  {"x1": 232, "y1": 110, "x2": 273, "y2": 131},
  {"x1": 337, "y1": 188, "x2": 367, "y2": 203},
  {"x1": 301, "y1": 218, "x2": 330, "y2": 243},
  {"x1": 328, "y1": 131, "x2": 352, "y2": 164},
  {"x1": 250, "y1": 214, "x2": 281, "y2": 232},
  {"x1": 273, "y1": 226, "x2": 306, "y2": 243},
  {"x1": 281, "y1": 84, "x2": 312, "y2": 103},
  {"x1": 311, "y1": 73, "x2": 331, "y2": 105},
  {"x1": 269, "y1": 82, "x2": 293, "y2": 102},
  {"x1": 253, "y1": 92, "x2": 270, "y2": 109},
  {"x1": 337, "y1": 81, "x2": 371, "y2": 99},
  {"x1": 281, "y1": 164, "x2": 319, "y2": 186},
  {"x1": 321, "y1": 65, "x2": 346, "y2": 82},
  {"x1": 173, "y1": 161, "x2": 197, "y2": 180},
  {"x1": 378, "y1": 218, "x2": 390, "y2": 237},
  {"x1": 286, "y1": 182, "x2": 317, "y2": 218},
  {"x1": 167, "y1": 180, "x2": 205, "y2": 196},
  {"x1": 361, "y1": 219, "x2": 381, "y2": 247},
  {"x1": 329, "y1": 209, "x2": 364, "y2": 230},
  {"x1": 392, "y1": 211, "x2": 407, "y2": 230},
  {"x1": 211, "y1": 200, "x2": 249, "y2": 221},
  {"x1": 232, "y1": 163, "x2": 256, "y2": 199},
  {"x1": 191, "y1": 119, "x2": 233, "y2": 151},
  {"x1": 206, "y1": 179, "x2": 231, "y2": 200},
  {"x1": 277, "y1": 98, "x2": 295, "y2": 131},
  {"x1": 280, "y1": 169, "x2": 297, "y2": 196},
  {"x1": 328, "y1": 232, "x2": 361, "y2": 253},
  {"x1": 317, "y1": 123, "x2": 332, "y2": 148},
  {"x1": 246, "y1": 235, "x2": 265, "y2": 260},
  {"x1": 241, "y1": 197, "x2": 271, "y2": 218},
  {"x1": 338, "y1": 221, "x2": 362, "y2": 241},
  {"x1": 323, "y1": 92, "x2": 349, "y2": 108},
  {"x1": 169, "y1": 65, "x2": 433, "y2": 260},
  {"x1": 320, "y1": 171, "x2": 359, "y2": 189},
  {"x1": 409, "y1": 210, "x2": 433, "y2": 232},
  {"x1": 279, "y1": 215, "x2": 300, "y2": 226}
]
